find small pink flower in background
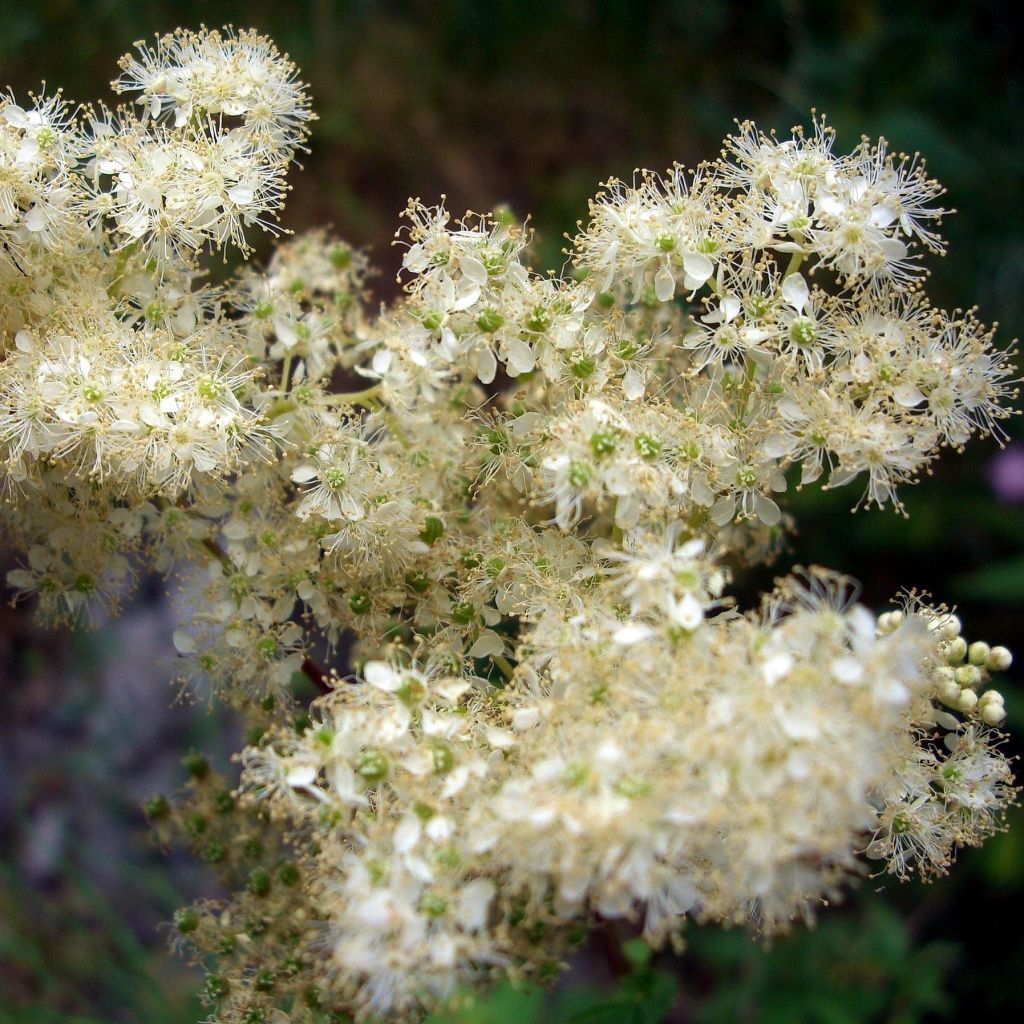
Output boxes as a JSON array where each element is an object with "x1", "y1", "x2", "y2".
[{"x1": 987, "y1": 445, "x2": 1024, "y2": 503}]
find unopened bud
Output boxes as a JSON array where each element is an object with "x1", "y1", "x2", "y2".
[
  {"x1": 937, "y1": 614, "x2": 962, "y2": 640},
  {"x1": 938, "y1": 679, "x2": 962, "y2": 706},
  {"x1": 968, "y1": 642, "x2": 991, "y2": 667},
  {"x1": 954, "y1": 664, "x2": 982, "y2": 689},
  {"x1": 981, "y1": 702, "x2": 1007, "y2": 726},
  {"x1": 945, "y1": 637, "x2": 968, "y2": 664},
  {"x1": 878, "y1": 610, "x2": 904, "y2": 633},
  {"x1": 955, "y1": 688, "x2": 978, "y2": 712},
  {"x1": 987, "y1": 646, "x2": 1013, "y2": 672},
  {"x1": 978, "y1": 689, "x2": 1004, "y2": 708}
]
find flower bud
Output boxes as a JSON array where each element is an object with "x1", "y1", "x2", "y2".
[
  {"x1": 144, "y1": 794, "x2": 170, "y2": 820},
  {"x1": 182, "y1": 750, "x2": 210, "y2": 779},
  {"x1": 954, "y1": 664, "x2": 982, "y2": 689},
  {"x1": 944, "y1": 637, "x2": 967, "y2": 664},
  {"x1": 987, "y1": 646, "x2": 1013, "y2": 672},
  {"x1": 968, "y1": 641, "x2": 991, "y2": 666},
  {"x1": 979, "y1": 688, "x2": 1005, "y2": 706},
  {"x1": 937, "y1": 614, "x2": 962, "y2": 640},
  {"x1": 938, "y1": 679, "x2": 961, "y2": 706},
  {"x1": 981, "y1": 702, "x2": 1007, "y2": 726},
  {"x1": 174, "y1": 908, "x2": 200, "y2": 933},
  {"x1": 247, "y1": 868, "x2": 271, "y2": 896},
  {"x1": 878, "y1": 610, "x2": 904, "y2": 634},
  {"x1": 955, "y1": 688, "x2": 978, "y2": 712}
]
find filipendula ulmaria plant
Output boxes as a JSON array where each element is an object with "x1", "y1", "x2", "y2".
[{"x1": 1, "y1": 26, "x2": 1019, "y2": 1024}]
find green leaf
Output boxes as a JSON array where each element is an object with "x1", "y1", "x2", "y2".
[
  {"x1": 427, "y1": 980, "x2": 543, "y2": 1024},
  {"x1": 953, "y1": 555, "x2": 1024, "y2": 603},
  {"x1": 621, "y1": 937, "x2": 653, "y2": 969}
]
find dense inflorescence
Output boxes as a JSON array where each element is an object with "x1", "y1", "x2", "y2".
[{"x1": 2, "y1": 28, "x2": 1018, "y2": 1024}]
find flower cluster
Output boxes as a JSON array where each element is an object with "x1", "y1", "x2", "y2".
[{"x1": 2, "y1": 32, "x2": 1018, "y2": 1024}]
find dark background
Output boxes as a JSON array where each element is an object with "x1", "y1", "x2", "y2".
[{"x1": 1, "y1": 2, "x2": 1022, "y2": 1021}]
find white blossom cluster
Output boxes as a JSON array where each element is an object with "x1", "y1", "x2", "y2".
[
  {"x1": 238, "y1": 568, "x2": 1012, "y2": 1018},
  {"x1": 1, "y1": 31, "x2": 1018, "y2": 1024}
]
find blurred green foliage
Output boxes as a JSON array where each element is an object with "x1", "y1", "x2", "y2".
[
  {"x1": 1, "y1": 0, "x2": 1021, "y2": 1021},
  {"x1": 0, "y1": 864, "x2": 202, "y2": 1024},
  {"x1": 424, "y1": 900, "x2": 961, "y2": 1024},
  {"x1": 686, "y1": 906, "x2": 957, "y2": 1024}
]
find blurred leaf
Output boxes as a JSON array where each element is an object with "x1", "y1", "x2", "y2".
[
  {"x1": 552, "y1": 939, "x2": 678, "y2": 1024},
  {"x1": 564, "y1": 969, "x2": 677, "y2": 1024},
  {"x1": 952, "y1": 555, "x2": 1024, "y2": 603},
  {"x1": 690, "y1": 902, "x2": 957, "y2": 1024},
  {"x1": 427, "y1": 980, "x2": 544, "y2": 1024},
  {"x1": 621, "y1": 938, "x2": 653, "y2": 970}
]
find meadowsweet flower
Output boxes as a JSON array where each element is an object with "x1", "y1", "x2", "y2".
[
  {"x1": 0, "y1": 35, "x2": 1017, "y2": 1022},
  {"x1": 113, "y1": 27, "x2": 313, "y2": 152}
]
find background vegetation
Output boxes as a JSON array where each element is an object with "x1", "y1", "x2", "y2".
[{"x1": 2, "y1": 1, "x2": 1022, "y2": 1021}]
